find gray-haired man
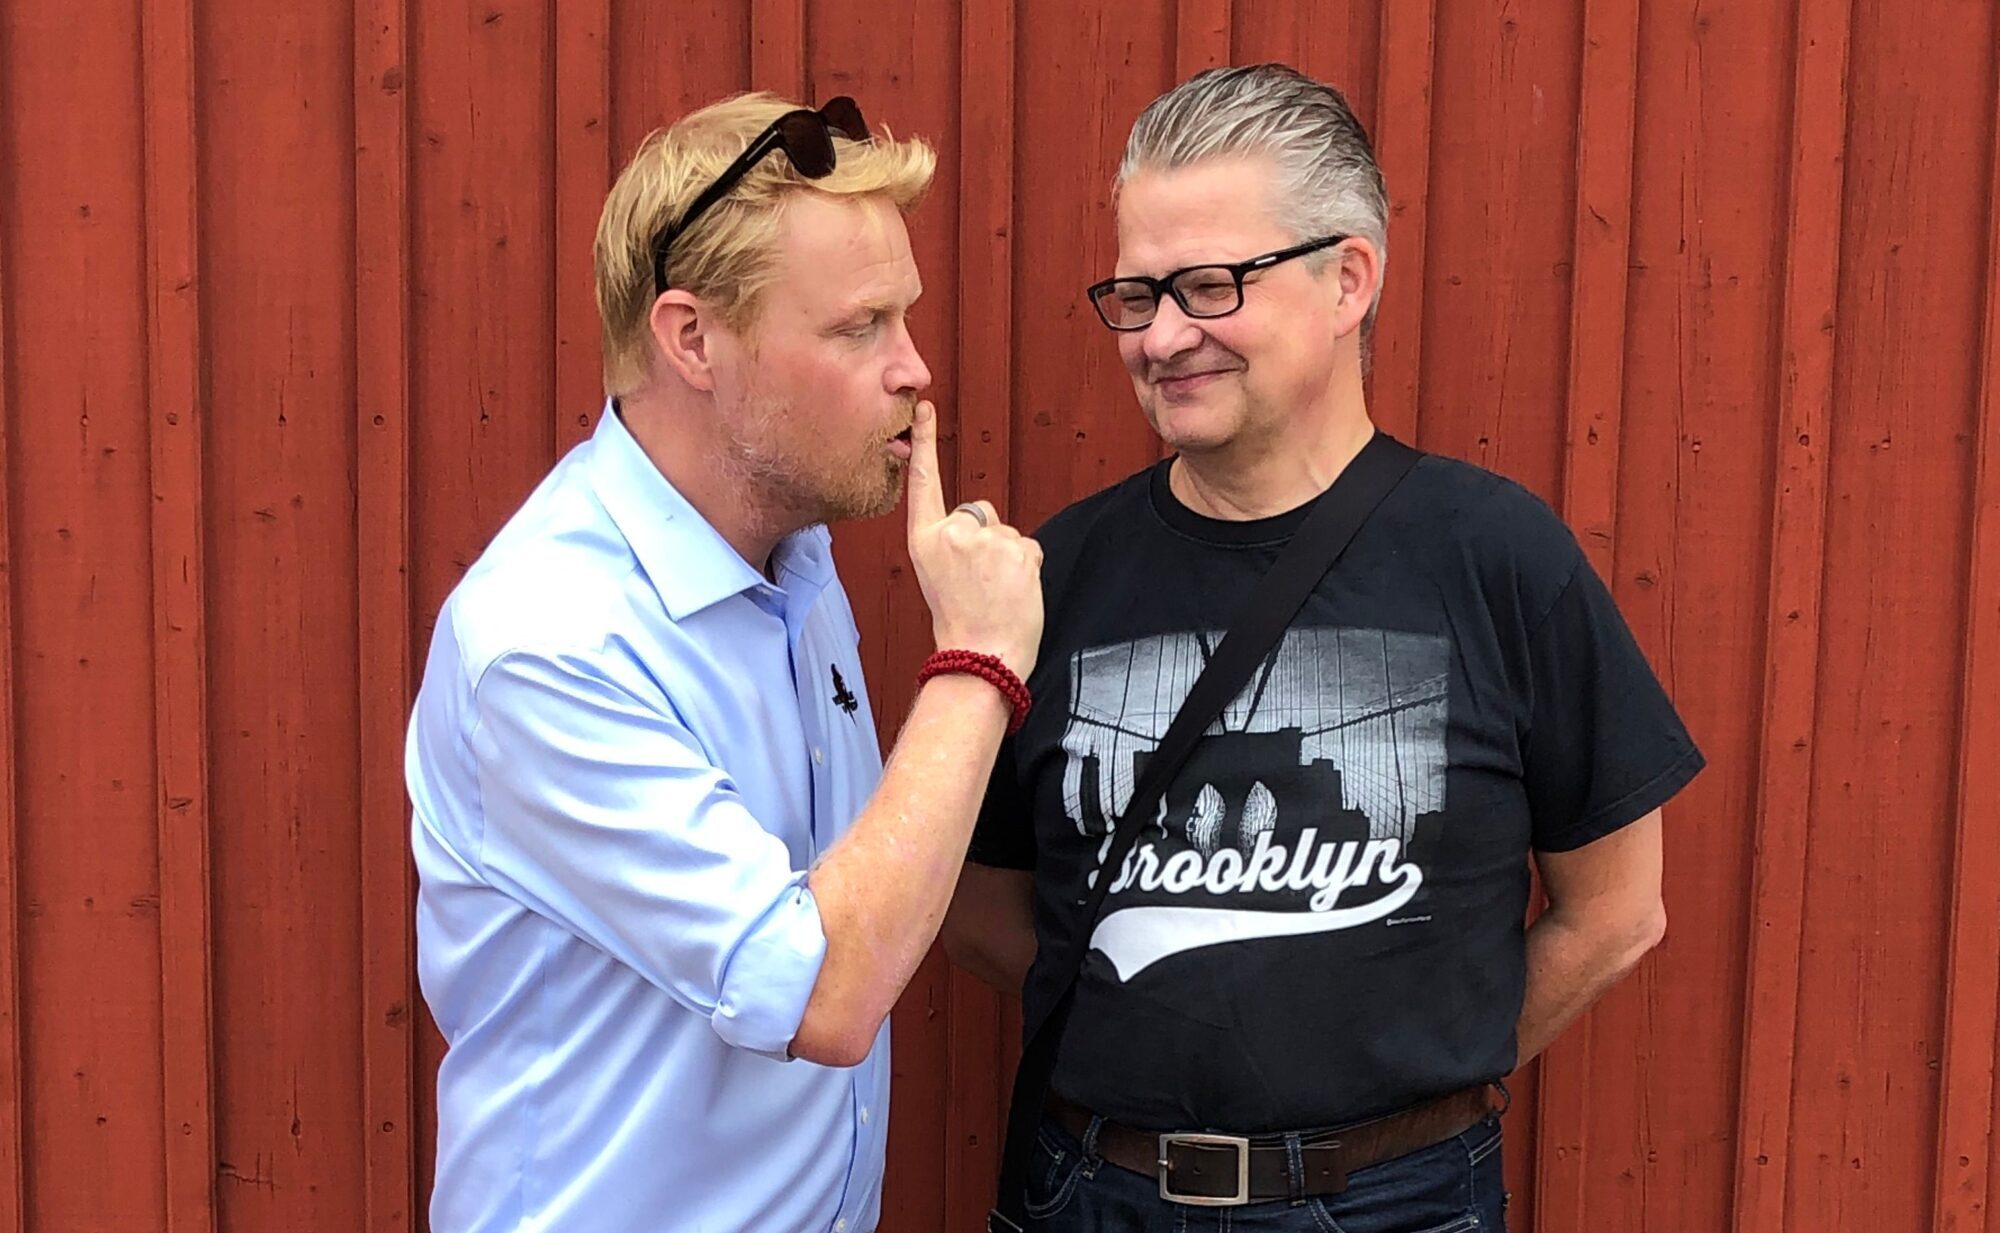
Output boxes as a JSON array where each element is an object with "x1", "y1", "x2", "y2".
[{"x1": 944, "y1": 63, "x2": 1703, "y2": 1231}]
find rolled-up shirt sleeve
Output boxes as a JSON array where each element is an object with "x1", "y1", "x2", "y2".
[{"x1": 467, "y1": 646, "x2": 824, "y2": 1057}]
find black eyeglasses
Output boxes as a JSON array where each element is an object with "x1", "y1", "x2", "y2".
[
  {"x1": 1085, "y1": 235, "x2": 1348, "y2": 330},
  {"x1": 650, "y1": 96, "x2": 871, "y2": 294}
]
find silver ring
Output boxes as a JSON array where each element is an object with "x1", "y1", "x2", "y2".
[{"x1": 952, "y1": 503, "x2": 990, "y2": 528}]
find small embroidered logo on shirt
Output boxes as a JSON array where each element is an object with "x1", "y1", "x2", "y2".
[{"x1": 830, "y1": 665, "x2": 858, "y2": 717}]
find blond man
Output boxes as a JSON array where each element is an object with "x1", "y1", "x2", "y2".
[{"x1": 407, "y1": 93, "x2": 1043, "y2": 1233}]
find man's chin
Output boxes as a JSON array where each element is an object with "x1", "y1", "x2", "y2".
[
  {"x1": 849, "y1": 489, "x2": 901, "y2": 522},
  {"x1": 866, "y1": 469, "x2": 907, "y2": 519},
  {"x1": 818, "y1": 467, "x2": 904, "y2": 525},
  {"x1": 1153, "y1": 415, "x2": 1243, "y2": 457}
]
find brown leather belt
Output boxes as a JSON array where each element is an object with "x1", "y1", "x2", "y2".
[{"x1": 1047, "y1": 1086, "x2": 1497, "y2": 1207}]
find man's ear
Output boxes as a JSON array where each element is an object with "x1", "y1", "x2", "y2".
[
  {"x1": 1330, "y1": 237, "x2": 1382, "y2": 341},
  {"x1": 650, "y1": 290, "x2": 720, "y2": 392}
]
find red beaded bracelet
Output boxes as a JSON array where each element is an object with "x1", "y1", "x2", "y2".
[{"x1": 916, "y1": 649, "x2": 1032, "y2": 735}]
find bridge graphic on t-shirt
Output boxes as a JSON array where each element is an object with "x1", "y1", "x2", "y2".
[
  {"x1": 1056, "y1": 625, "x2": 1451, "y2": 979},
  {"x1": 1061, "y1": 625, "x2": 1448, "y2": 847}
]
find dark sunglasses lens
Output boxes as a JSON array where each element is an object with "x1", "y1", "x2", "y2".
[
  {"x1": 778, "y1": 113, "x2": 836, "y2": 177},
  {"x1": 819, "y1": 96, "x2": 870, "y2": 141}
]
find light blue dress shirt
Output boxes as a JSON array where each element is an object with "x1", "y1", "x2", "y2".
[{"x1": 407, "y1": 404, "x2": 890, "y2": 1233}]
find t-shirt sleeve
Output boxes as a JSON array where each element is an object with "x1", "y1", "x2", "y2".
[
  {"x1": 968, "y1": 734, "x2": 1037, "y2": 869},
  {"x1": 1521, "y1": 553, "x2": 1706, "y2": 852}
]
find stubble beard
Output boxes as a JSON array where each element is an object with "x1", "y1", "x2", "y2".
[{"x1": 720, "y1": 390, "x2": 906, "y2": 530}]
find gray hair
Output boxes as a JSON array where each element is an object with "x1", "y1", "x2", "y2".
[{"x1": 1118, "y1": 64, "x2": 1389, "y2": 331}]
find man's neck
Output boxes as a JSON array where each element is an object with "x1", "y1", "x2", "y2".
[
  {"x1": 616, "y1": 394, "x2": 796, "y2": 575},
  {"x1": 1168, "y1": 392, "x2": 1377, "y2": 522}
]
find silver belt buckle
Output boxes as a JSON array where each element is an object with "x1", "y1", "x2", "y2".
[{"x1": 1157, "y1": 1132, "x2": 1251, "y2": 1206}]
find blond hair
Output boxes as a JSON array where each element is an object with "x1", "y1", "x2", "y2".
[{"x1": 594, "y1": 92, "x2": 937, "y2": 395}]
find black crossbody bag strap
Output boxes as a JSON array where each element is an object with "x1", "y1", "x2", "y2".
[{"x1": 989, "y1": 433, "x2": 1421, "y2": 1232}]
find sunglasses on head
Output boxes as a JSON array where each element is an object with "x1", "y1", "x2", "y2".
[{"x1": 650, "y1": 96, "x2": 871, "y2": 295}]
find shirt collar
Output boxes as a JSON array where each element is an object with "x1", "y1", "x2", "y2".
[{"x1": 585, "y1": 400, "x2": 834, "y2": 621}]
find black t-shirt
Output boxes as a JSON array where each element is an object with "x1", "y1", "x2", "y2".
[{"x1": 970, "y1": 446, "x2": 1705, "y2": 1134}]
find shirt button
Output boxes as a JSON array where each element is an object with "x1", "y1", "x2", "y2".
[
  {"x1": 813, "y1": 747, "x2": 826, "y2": 765},
  {"x1": 835, "y1": 1222, "x2": 847, "y2": 1232},
  {"x1": 860, "y1": 1106, "x2": 870, "y2": 1125}
]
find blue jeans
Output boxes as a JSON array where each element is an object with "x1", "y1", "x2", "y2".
[{"x1": 1022, "y1": 1111, "x2": 1507, "y2": 1233}]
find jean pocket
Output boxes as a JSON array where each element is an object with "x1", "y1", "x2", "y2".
[
  {"x1": 1463, "y1": 1114, "x2": 1503, "y2": 1167},
  {"x1": 1023, "y1": 1124, "x2": 1090, "y2": 1221},
  {"x1": 1309, "y1": 1207, "x2": 1481, "y2": 1233},
  {"x1": 1306, "y1": 1127, "x2": 1489, "y2": 1233}
]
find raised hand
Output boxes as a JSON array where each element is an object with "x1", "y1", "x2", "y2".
[{"x1": 903, "y1": 400, "x2": 1045, "y2": 677}]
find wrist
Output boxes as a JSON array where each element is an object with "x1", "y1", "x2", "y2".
[
  {"x1": 917, "y1": 649, "x2": 1032, "y2": 734},
  {"x1": 916, "y1": 670, "x2": 1014, "y2": 727}
]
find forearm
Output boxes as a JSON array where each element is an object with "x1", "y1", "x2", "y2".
[
  {"x1": 1514, "y1": 902, "x2": 1665, "y2": 1064},
  {"x1": 794, "y1": 674, "x2": 1011, "y2": 1062},
  {"x1": 792, "y1": 395, "x2": 1044, "y2": 1066}
]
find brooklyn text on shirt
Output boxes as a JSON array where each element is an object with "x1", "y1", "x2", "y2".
[{"x1": 1087, "y1": 823, "x2": 1425, "y2": 981}]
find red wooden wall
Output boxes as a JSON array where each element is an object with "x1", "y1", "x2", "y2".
[{"x1": 1, "y1": 0, "x2": 1996, "y2": 1230}]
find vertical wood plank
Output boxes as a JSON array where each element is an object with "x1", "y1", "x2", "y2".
[
  {"x1": 1793, "y1": 0, "x2": 1990, "y2": 1213},
  {"x1": 945, "y1": 0, "x2": 1015, "y2": 1224},
  {"x1": 1535, "y1": 1, "x2": 1641, "y2": 1227},
  {"x1": 1174, "y1": 0, "x2": 1231, "y2": 80},
  {"x1": 1730, "y1": 0, "x2": 1852, "y2": 1227},
  {"x1": 140, "y1": 0, "x2": 218, "y2": 1228},
  {"x1": 6, "y1": 5, "x2": 166, "y2": 1225},
  {"x1": 1418, "y1": 2, "x2": 1581, "y2": 498},
  {"x1": 200, "y1": 0, "x2": 370, "y2": 1221},
  {"x1": 1557, "y1": 0, "x2": 1639, "y2": 579},
  {"x1": 750, "y1": 0, "x2": 807, "y2": 98},
  {"x1": 1368, "y1": 0, "x2": 1435, "y2": 443},
  {"x1": 1229, "y1": 0, "x2": 1380, "y2": 120},
  {"x1": 1011, "y1": 0, "x2": 1177, "y2": 526},
  {"x1": 606, "y1": 0, "x2": 752, "y2": 164},
  {"x1": 355, "y1": 0, "x2": 415, "y2": 1227},
  {"x1": 1930, "y1": 46, "x2": 2000, "y2": 1233},
  {"x1": 554, "y1": 0, "x2": 612, "y2": 452},
  {"x1": 0, "y1": 85, "x2": 23, "y2": 1233},
  {"x1": 955, "y1": 2, "x2": 1014, "y2": 522},
  {"x1": 1612, "y1": 0, "x2": 1791, "y2": 1222}
]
